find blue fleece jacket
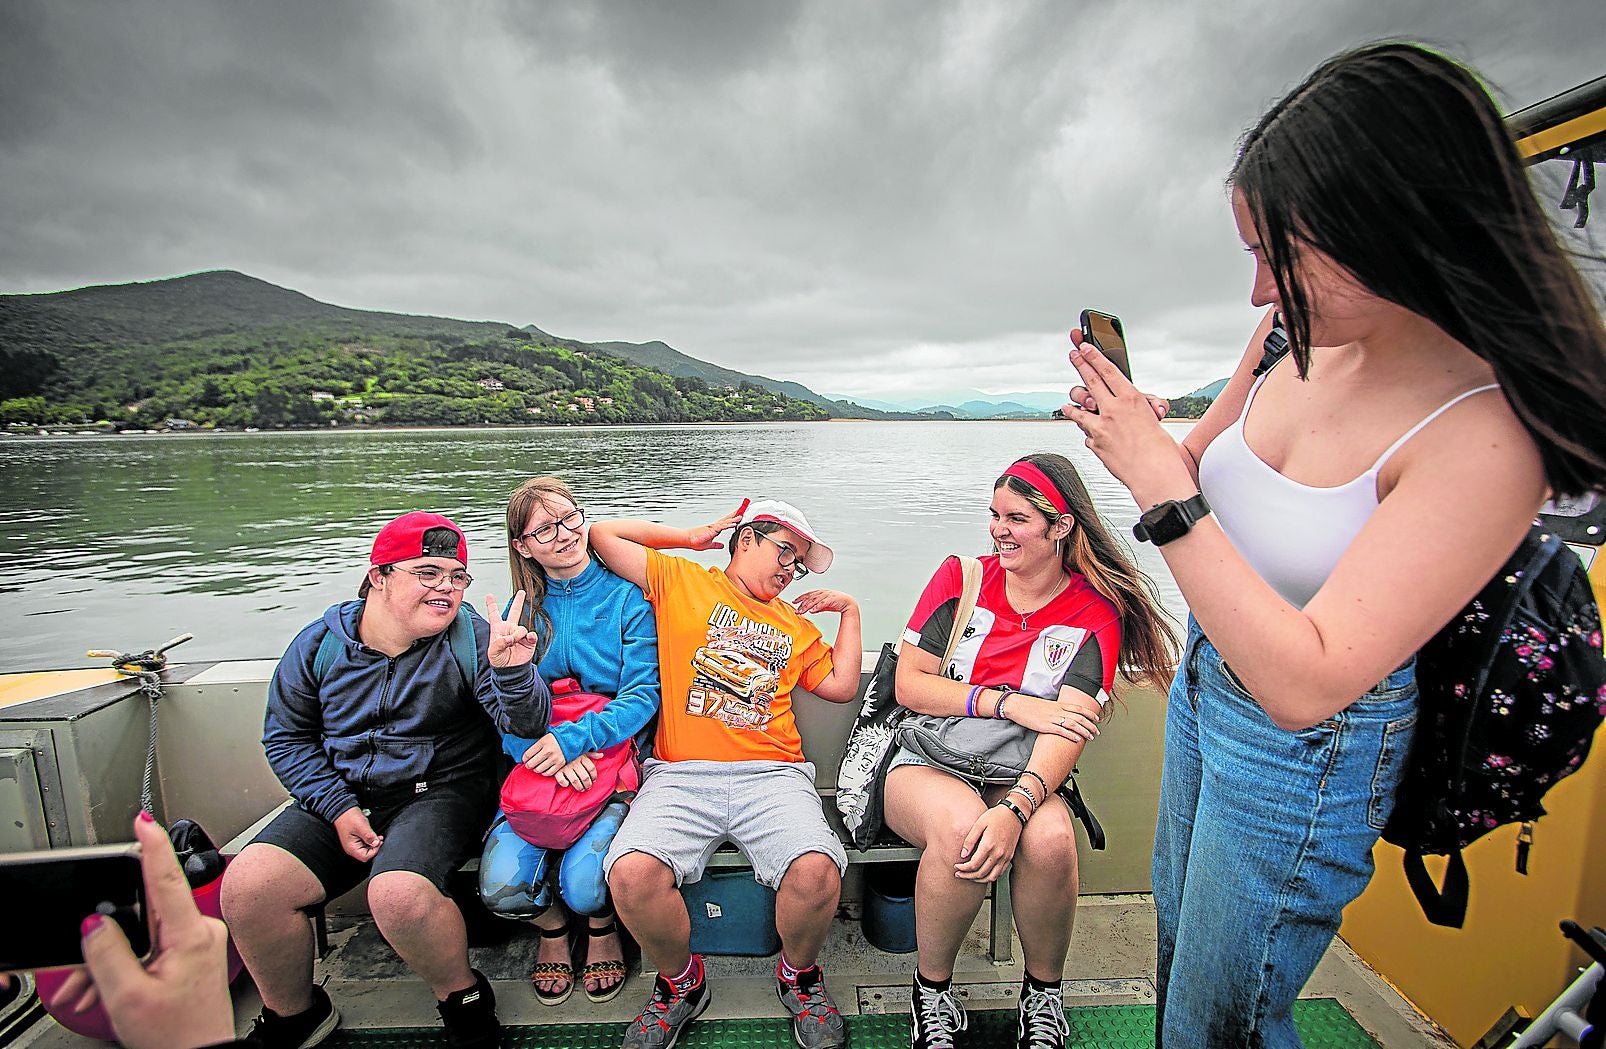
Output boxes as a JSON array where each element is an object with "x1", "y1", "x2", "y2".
[
  {"x1": 265, "y1": 600, "x2": 551, "y2": 824},
  {"x1": 500, "y1": 558, "x2": 661, "y2": 765}
]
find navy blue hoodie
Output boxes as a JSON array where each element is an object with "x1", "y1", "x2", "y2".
[{"x1": 264, "y1": 600, "x2": 551, "y2": 823}]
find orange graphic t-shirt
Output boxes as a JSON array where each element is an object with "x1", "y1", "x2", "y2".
[{"x1": 644, "y1": 549, "x2": 834, "y2": 764}]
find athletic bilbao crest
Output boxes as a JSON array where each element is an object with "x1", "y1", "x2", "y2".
[{"x1": 1043, "y1": 636, "x2": 1074, "y2": 671}]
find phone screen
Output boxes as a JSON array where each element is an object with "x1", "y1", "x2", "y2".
[
  {"x1": 1080, "y1": 310, "x2": 1133, "y2": 380},
  {"x1": 0, "y1": 845, "x2": 147, "y2": 969}
]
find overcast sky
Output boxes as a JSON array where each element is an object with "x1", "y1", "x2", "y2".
[{"x1": 2, "y1": 2, "x2": 1600, "y2": 403}]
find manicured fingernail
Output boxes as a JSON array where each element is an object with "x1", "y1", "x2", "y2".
[
  {"x1": 137, "y1": 809, "x2": 156, "y2": 824},
  {"x1": 81, "y1": 913, "x2": 105, "y2": 938}
]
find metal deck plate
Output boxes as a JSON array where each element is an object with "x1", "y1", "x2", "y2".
[{"x1": 317, "y1": 997, "x2": 1379, "y2": 1047}]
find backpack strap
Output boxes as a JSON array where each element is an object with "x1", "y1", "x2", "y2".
[
  {"x1": 311, "y1": 624, "x2": 342, "y2": 682},
  {"x1": 311, "y1": 606, "x2": 478, "y2": 688},
  {"x1": 1461, "y1": 528, "x2": 1560, "y2": 707},
  {"x1": 941, "y1": 557, "x2": 984, "y2": 669},
  {"x1": 1059, "y1": 774, "x2": 1105, "y2": 852},
  {"x1": 448, "y1": 605, "x2": 478, "y2": 688},
  {"x1": 1251, "y1": 315, "x2": 1289, "y2": 377},
  {"x1": 1401, "y1": 848, "x2": 1471, "y2": 928}
]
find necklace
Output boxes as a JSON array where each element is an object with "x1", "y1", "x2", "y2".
[{"x1": 1009, "y1": 573, "x2": 1069, "y2": 631}]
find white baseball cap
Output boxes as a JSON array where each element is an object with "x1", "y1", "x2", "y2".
[{"x1": 740, "y1": 499, "x2": 834, "y2": 574}]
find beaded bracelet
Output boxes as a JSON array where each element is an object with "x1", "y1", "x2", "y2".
[
  {"x1": 993, "y1": 686, "x2": 1014, "y2": 720},
  {"x1": 1021, "y1": 770, "x2": 1051, "y2": 798},
  {"x1": 997, "y1": 797, "x2": 1029, "y2": 826},
  {"x1": 966, "y1": 684, "x2": 984, "y2": 718},
  {"x1": 1008, "y1": 782, "x2": 1041, "y2": 810}
]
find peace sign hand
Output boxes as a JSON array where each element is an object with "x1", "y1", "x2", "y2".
[
  {"x1": 688, "y1": 498, "x2": 750, "y2": 550},
  {"x1": 484, "y1": 590, "x2": 538, "y2": 669}
]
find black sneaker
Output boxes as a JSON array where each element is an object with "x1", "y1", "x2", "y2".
[
  {"x1": 437, "y1": 970, "x2": 503, "y2": 1049},
  {"x1": 910, "y1": 975, "x2": 966, "y2": 1049},
  {"x1": 1015, "y1": 984, "x2": 1068, "y2": 1049},
  {"x1": 621, "y1": 973, "x2": 710, "y2": 1049},
  {"x1": 246, "y1": 984, "x2": 340, "y2": 1049},
  {"x1": 777, "y1": 966, "x2": 848, "y2": 1049}
]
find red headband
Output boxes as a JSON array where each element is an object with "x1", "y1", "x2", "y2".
[{"x1": 1002, "y1": 460, "x2": 1071, "y2": 517}]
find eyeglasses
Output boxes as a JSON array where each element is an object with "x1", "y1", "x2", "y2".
[
  {"x1": 752, "y1": 530, "x2": 809, "y2": 577},
  {"x1": 519, "y1": 508, "x2": 586, "y2": 545},
  {"x1": 392, "y1": 566, "x2": 475, "y2": 591}
]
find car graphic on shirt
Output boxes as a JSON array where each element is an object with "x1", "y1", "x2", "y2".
[{"x1": 691, "y1": 646, "x2": 780, "y2": 700}]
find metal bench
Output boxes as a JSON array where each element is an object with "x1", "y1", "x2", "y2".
[{"x1": 223, "y1": 657, "x2": 1017, "y2": 963}]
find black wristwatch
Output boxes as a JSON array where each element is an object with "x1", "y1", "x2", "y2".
[{"x1": 1132, "y1": 493, "x2": 1212, "y2": 546}]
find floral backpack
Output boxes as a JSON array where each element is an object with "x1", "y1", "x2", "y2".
[
  {"x1": 1255, "y1": 320, "x2": 1606, "y2": 927},
  {"x1": 1381, "y1": 526, "x2": 1606, "y2": 927}
]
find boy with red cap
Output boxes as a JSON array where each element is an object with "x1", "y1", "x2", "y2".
[
  {"x1": 221, "y1": 512, "x2": 550, "y2": 1049},
  {"x1": 589, "y1": 499, "x2": 863, "y2": 1049}
]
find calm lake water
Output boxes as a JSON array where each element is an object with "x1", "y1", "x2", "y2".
[{"x1": 0, "y1": 422, "x2": 1190, "y2": 669}]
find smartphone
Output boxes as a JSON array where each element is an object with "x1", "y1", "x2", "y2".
[
  {"x1": 1079, "y1": 309, "x2": 1133, "y2": 380},
  {"x1": 0, "y1": 843, "x2": 147, "y2": 970}
]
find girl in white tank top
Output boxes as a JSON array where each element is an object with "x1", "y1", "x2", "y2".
[
  {"x1": 1056, "y1": 44, "x2": 1606, "y2": 1048},
  {"x1": 1198, "y1": 356, "x2": 1500, "y2": 609}
]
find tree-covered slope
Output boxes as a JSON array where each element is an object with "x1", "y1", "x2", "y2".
[{"x1": 0, "y1": 272, "x2": 830, "y2": 428}]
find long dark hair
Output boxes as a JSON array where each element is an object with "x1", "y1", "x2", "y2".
[
  {"x1": 1230, "y1": 41, "x2": 1606, "y2": 496},
  {"x1": 505, "y1": 475, "x2": 583, "y2": 663},
  {"x1": 997, "y1": 453, "x2": 1179, "y2": 693}
]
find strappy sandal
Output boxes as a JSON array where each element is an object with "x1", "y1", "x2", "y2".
[
  {"x1": 581, "y1": 917, "x2": 629, "y2": 1004},
  {"x1": 530, "y1": 922, "x2": 574, "y2": 1006}
]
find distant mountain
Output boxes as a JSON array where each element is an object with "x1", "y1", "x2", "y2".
[
  {"x1": 1, "y1": 270, "x2": 501, "y2": 351},
  {"x1": 0, "y1": 271, "x2": 833, "y2": 428},
  {"x1": 912, "y1": 399, "x2": 1050, "y2": 419},
  {"x1": 1185, "y1": 377, "x2": 1230, "y2": 400},
  {"x1": 826, "y1": 389, "x2": 1066, "y2": 418},
  {"x1": 519, "y1": 325, "x2": 929, "y2": 420}
]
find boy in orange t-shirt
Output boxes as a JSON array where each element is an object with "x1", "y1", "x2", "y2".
[{"x1": 590, "y1": 499, "x2": 863, "y2": 1049}]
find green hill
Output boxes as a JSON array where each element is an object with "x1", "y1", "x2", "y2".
[
  {"x1": 0, "y1": 271, "x2": 841, "y2": 429},
  {"x1": 521, "y1": 326, "x2": 933, "y2": 420}
]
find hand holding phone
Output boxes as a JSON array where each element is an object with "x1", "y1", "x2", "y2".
[
  {"x1": 1078, "y1": 309, "x2": 1133, "y2": 380},
  {"x1": 37, "y1": 814, "x2": 236, "y2": 1049},
  {"x1": 0, "y1": 843, "x2": 148, "y2": 971}
]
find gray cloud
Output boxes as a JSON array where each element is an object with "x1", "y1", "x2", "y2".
[{"x1": 1, "y1": 0, "x2": 1599, "y2": 400}]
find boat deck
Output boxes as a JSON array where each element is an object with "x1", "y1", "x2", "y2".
[{"x1": 15, "y1": 893, "x2": 1453, "y2": 1048}]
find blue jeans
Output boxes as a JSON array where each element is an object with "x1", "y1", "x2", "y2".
[
  {"x1": 479, "y1": 801, "x2": 630, "y2": 919},
  {"x1": 1153, "y1": 619, "x2": 1418, "y2": 1048}
]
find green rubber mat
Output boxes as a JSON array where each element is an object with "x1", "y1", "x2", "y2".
[{"x1": 323, "y1": 997, "x2": 1378, "y2": 1048}]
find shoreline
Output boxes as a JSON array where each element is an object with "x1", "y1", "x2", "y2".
[{"x1": 5, "y1": 415, "x2": 1206, "y2": 438}]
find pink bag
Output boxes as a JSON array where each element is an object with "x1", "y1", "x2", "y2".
[{"x1": 500, "y1": 678, "x2": 639, "y2": 849}]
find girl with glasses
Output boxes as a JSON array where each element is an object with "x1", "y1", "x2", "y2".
[{"x1": 477, "y1": 477, "x2": 661, "y2": 1007}]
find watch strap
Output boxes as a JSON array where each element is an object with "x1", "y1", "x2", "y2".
[{"x1": 1133, "y1": 493, "x2": 1212, "y2": 545}]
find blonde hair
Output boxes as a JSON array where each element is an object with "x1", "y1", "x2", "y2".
[{"x1": 504, "y1": 476, "x2": 583, "y2": 663}]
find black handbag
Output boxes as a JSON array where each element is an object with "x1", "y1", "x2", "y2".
[
  {"x1": 835, "y1": 643, "x2": 905, "y2": 851},
  {"x1": 835, "y1": 557, "x2": 983, "y2": 852}
]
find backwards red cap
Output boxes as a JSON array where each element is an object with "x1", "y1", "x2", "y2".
[
  {"x1": 1001, "y1": 459, "x2": 1071, "y2": 517},
  {"x1": 370, "y1": 511, "x2": 468, "y2": 567}
]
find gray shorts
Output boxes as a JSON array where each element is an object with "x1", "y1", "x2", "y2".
[{"x1": 603, "y1": 758, "x2": 849, "y2": 889}]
